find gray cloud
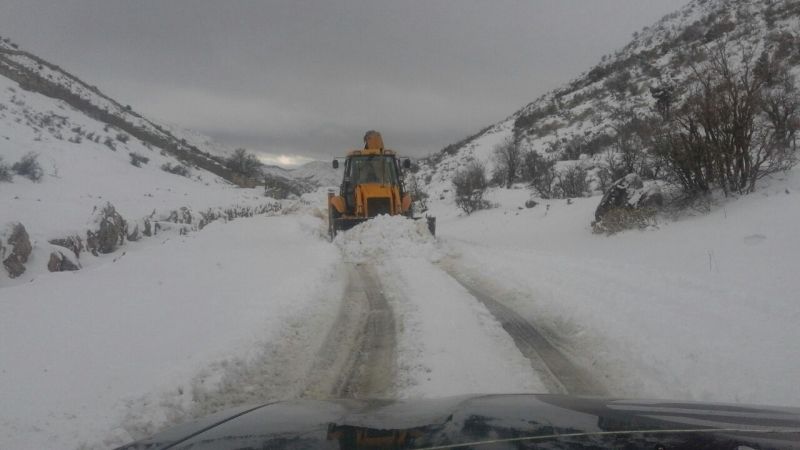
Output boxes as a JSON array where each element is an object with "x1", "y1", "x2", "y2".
[{"x1": 0, "y1": 0, "x2": 688, "y2": 163}]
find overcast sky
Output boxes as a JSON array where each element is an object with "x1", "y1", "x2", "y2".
[{"x1": 1, "y1": 0, "x2": 688, "y2": 165}]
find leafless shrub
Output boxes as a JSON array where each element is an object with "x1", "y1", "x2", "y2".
[
  {"x1": 11, "y1": 152, "x2": 43, "y2": 182},
  {"x1": 596, "y1": 167, "x2": 613, "y2": 192},
  {"x1": 554, "y1": 166, "x2": 589, "y2": 198},
  {"x1": 161, "y1": 162, "x2": 191, "y2": 177},
  {"x1": 492, "y1": 137, "x2": 522, "y2": 188},
  {"x1": 520, "y1": 150, "x2": 557, "y2": 198},
  {"x1": 406, "y1": 175, "x2": 429, "y2": 214},
  {"x1": 129, "y1": 152, "x2": 150, "y2": 167},
  {"x1": 453, "y1": 162, "x2": 490, "y2": 214},
  {"x1": 655, "y1": 43, "x2": 799, "y2": 195},
  {"x1": 0, "y1": 157, "x2": 12, "y2": 182}
]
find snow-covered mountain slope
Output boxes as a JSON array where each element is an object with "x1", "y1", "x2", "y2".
[
  {"x1": 419, "y1": 0, "x2": 800, "y2": 199},
  {"x1": 156, "y1": 121, "x2": 236, "y2": 159},
  {"x1": 0, "y1": 34, "x2": 343, "y2": 285},
  {"x1": 0, "y1": 71, "x2": 267, "y2": 225},
  {"x1": 288, "y1": 160, "x2": 339, "y2": 188},
  {"x1": 0, "y1": 37, "x2": 250, "y2": 181},
  {"x1": 0, "y1": 37, "x2": 290, "y2": 285}
]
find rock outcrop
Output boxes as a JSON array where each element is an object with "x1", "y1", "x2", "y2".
[
  {"x1": 48, "y1": 235, "x2": 83, "y2": 258},
  {"x1": 86, "y1": 203, "x2": 127, "y2": 255},
  {"x1": 47, "y1": 250, "x2": 80, "y2": 272},
  {"x1": 2, "y1": 222, "x2": 32, "y2": 278},
  {"x1": 593, "y1": 174, "x2": 663, "y2": 234}
]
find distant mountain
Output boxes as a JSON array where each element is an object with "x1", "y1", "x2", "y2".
[
  {"x1": 288, "y1": 160, "x2": 340, "y2": 188},
  {"x1": 0, "y1": 36, "x2": 338, "y2": 206},
  {"x1": 0, "y1": 37, "x2": 256, "y2": 183},
  {"x1": 419, "y1": 0, "x2": 800, "y2": 198}
]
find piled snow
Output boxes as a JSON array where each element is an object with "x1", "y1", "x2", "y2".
[
  {"x1": 333, "y1": 214, "x2": 544, "y2": 398},
  {"x1": 334, "y1": 214, "x2": 440, "y2": 263},
  {"x1": 0, "y1": 214, "x2": 344, "y2": 450}
]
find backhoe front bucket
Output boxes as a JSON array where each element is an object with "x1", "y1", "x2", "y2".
[{"x1": 328, "y1": 215, "x2": 369, "y2": 241}]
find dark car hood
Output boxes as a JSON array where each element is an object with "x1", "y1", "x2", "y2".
[{"x1": 117, "y1": 394, "x2": 800, "y2": 449}]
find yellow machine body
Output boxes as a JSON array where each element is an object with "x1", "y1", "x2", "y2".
[{"x1": 327, "y1": 131, "x2": 433, "y2": 239}]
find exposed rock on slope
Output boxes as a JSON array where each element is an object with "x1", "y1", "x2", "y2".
[{"x1": 2, "y1": 222, "x2": 31, "y2": 278}]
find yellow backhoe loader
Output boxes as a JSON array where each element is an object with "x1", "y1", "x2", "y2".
[{"x1": 328, "y1": 131, "x2": 435, "y2": 240}]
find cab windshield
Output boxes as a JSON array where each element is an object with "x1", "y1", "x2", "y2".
[{"x1": 348, "y1": 156, "x2": 398, "y2": 185}]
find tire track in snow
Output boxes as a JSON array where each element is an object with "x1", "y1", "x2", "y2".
[
  {"x1": 377, "y1": 258, "x2": 546, "y2": 397},
  {"x1": 302, "y1": 263, "x2": 396, "y2": 399},
  {"x1": 441, "y1": 263, "x2": 607, "y2": 397}
]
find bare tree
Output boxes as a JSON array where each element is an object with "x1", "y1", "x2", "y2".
[
  {"x1": 225, "y1": 148, "x2": 263, "y2": 179},
  {"x1": 453, "y1": 161, "x2": 490, "y2": 214},
  {"x1": 0, "y1": 157, "x2": 12, "y2": 182},
  {"x1": 405, "y1": 175, "x2": 429, "y2": 214},
  {"x1": 520, "y1": 150, "x2": 557, "y2": 197},
  {"x1": 656, "y1": 43, "x2": 799, "y2": 195},
  {"x1": 555, "y1": 166, "x2": 589, "y2": 198},
  {"x1": 492, "y1": 137, "x2": 522, "y2": 188}
]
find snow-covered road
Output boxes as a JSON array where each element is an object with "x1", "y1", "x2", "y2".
[
  {"x1": 0, "y1": 211, "x2": 568, "y2": 450},
  {"x1": 2, "y1": 182, "x2": 799, "y2": 450}
]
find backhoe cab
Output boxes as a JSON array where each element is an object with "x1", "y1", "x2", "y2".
[{"x1": 328, "y1": 131, "x2": 435, "y2": 240}]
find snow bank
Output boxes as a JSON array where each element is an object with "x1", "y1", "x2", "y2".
[{"x1": 334, "y1": 215, "x2": 440, "y2": 263}]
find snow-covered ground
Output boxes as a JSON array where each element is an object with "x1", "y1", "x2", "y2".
[
  {"x1": 2, "y1": 167, "x2": 799, "y2": 449},
  {"x1": 433, "y1": 168, "x2": 800, "y2": 407},
  {"x1": 0, "y1": 214, "x2": 344, "y2": 450},
  {"x1": 335, "y1": 215, "x2": 546, "y2": 397}
]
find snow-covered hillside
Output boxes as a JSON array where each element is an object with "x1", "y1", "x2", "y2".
[
  {"x1": 0, "y1": 74, "x2": 263, "y2": 232},
  {"x1": 0, "y1": 37, "x2": 238, "y2": 181},
  {"x1": 418, "y1": 0, "x2": 800, "y2": 200},
  {"x1": 288, "y1": 160, "x2": 340, "y2": 188},
  {"x1": 2, "y1": 2, "x2": 800, "y2": 449},
  {"x1": 0, "y1": 36, "x2": 292, "y2": 285}
]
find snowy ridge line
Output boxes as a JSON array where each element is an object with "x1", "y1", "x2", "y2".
[
  {"x1": 0, "y1": 45, "x2": 243, "y2": 184},
  {"x1": 440, "y1": 262, "x2": 608, "y2": 397}
]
